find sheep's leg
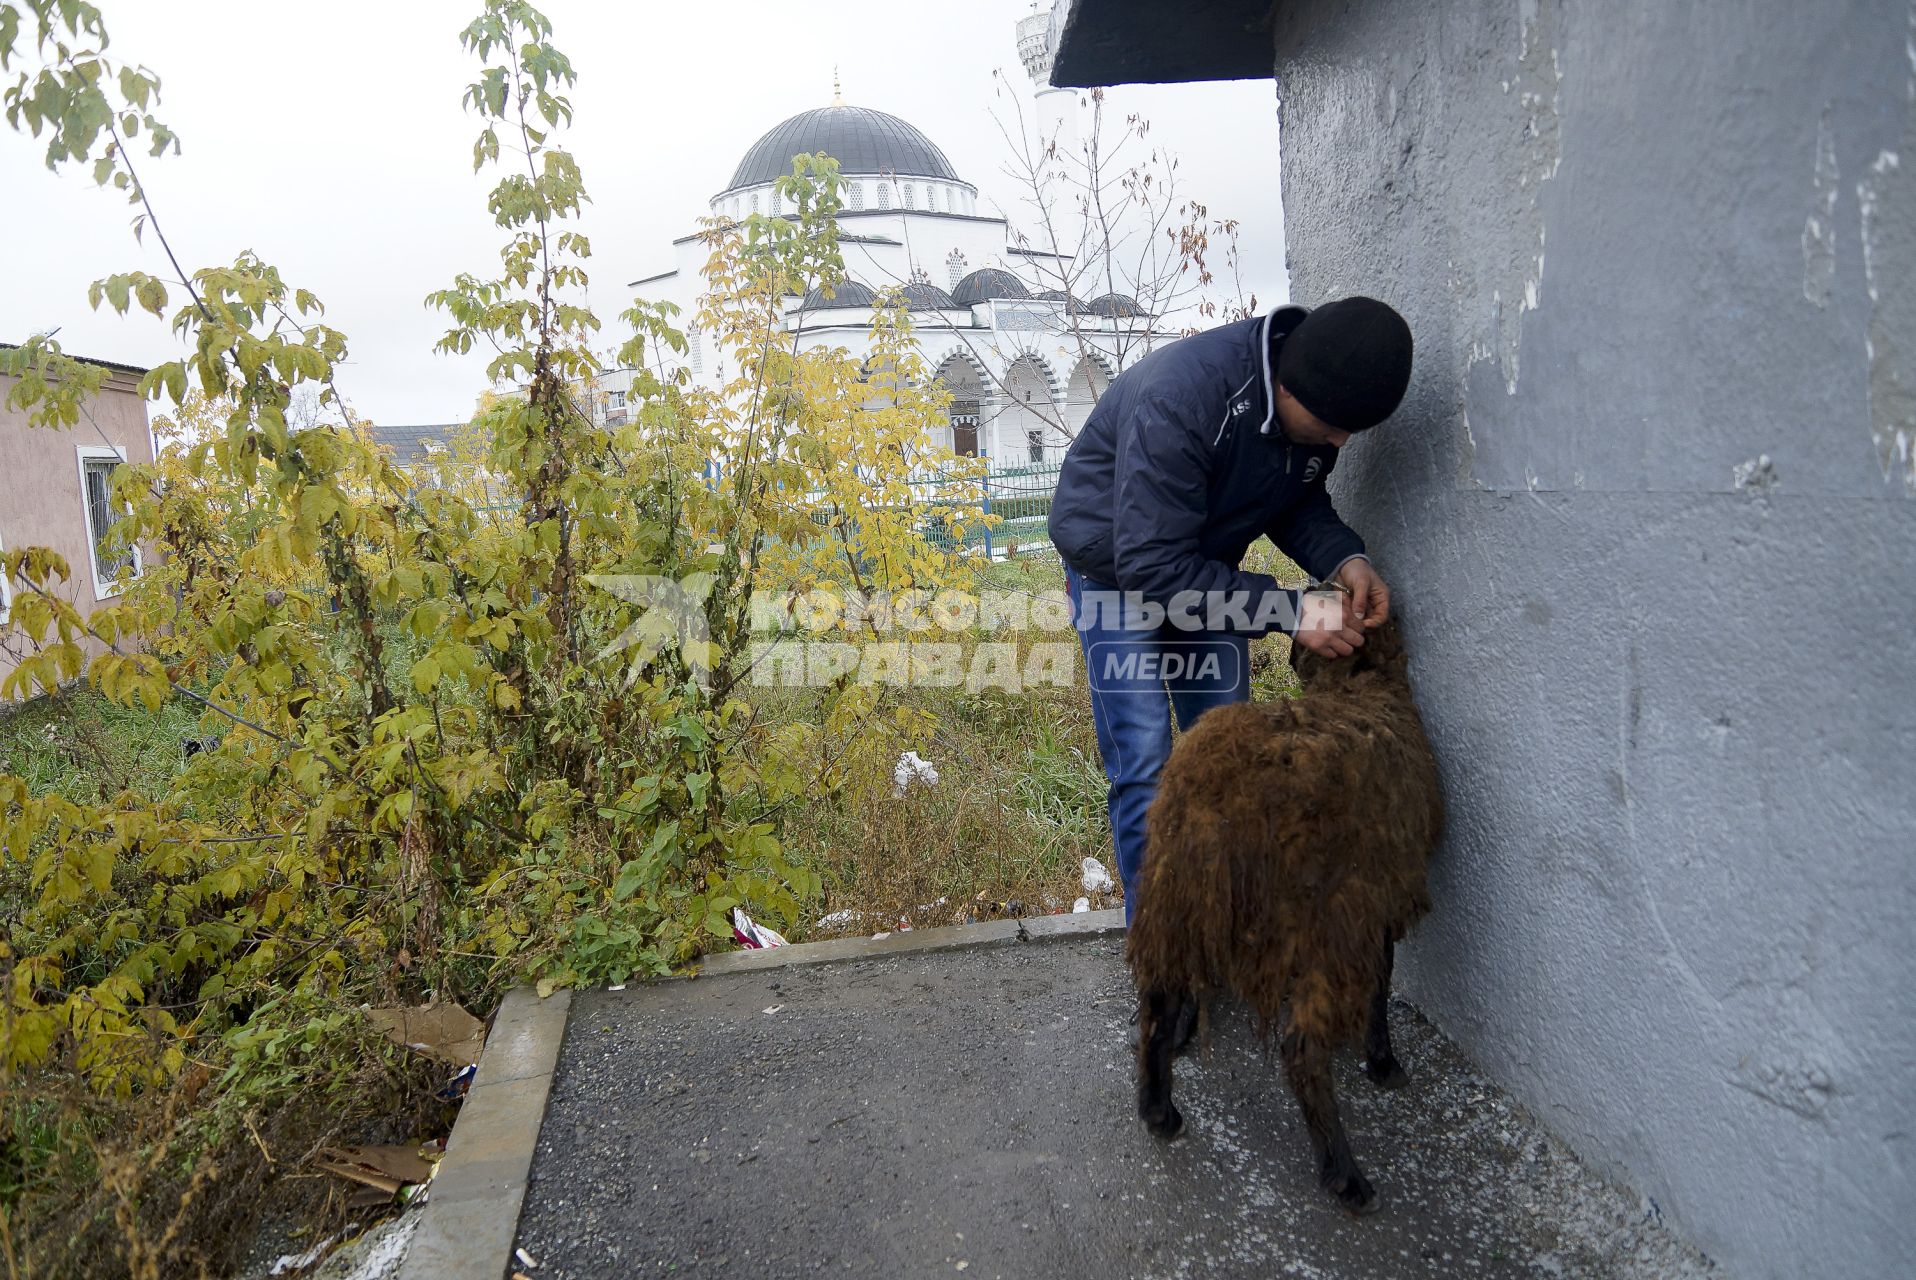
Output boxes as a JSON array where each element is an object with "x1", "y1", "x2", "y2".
[
  {"x1": 1280, "y1": 1022, "x2": 1378, "y2": 1214},
  {"x1": 1362, "y1": 932, "x2": 1410, "y2": 1090},
  {"x1": 1136, "y1": 987, "x2": 1188, "y2": 1138}
]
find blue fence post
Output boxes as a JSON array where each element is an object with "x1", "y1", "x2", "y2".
[{"x1": 981, "y1": 468, "x2": 993, "y2": 561}]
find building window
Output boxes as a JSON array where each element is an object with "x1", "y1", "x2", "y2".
[
  {"x1": 849, "y1": 182, "x2": 865, "y2": 210},
  {"x1": 689, "y1": 328, "x2": 703, "y2": 374},
  {"x1": 926, "y1": 185, "x2": 938, "y2": 212},
  {"x1": 77, "y1": 445, "x2": 140, "y2": 598},
  {"x1": 751, "y1": 192, "x2": 760, "y2": 215},
  {"x1": 1026, "y1": 429, "x2": 1046, "y2": 464},
  {"x1": 877, "y1": 182, "x2": 891, "y2": 208},
  {"x1": 947, "y1": 249, "x2": 967, "y2": 289},
  {"x1": 904, "y1": 182, "x2": 914, "y2": 209},
  {"x1": 771, "y1": 190, "x2": 783, "y2": 216}
]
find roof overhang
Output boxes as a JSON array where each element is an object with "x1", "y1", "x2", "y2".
[{"x1": 1048, "y1": 0, "x2": 1275, "y2": 87}]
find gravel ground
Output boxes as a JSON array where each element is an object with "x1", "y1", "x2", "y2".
[{"x1": 513, "y1": 935, "x2": 1718, "y2": 1279}]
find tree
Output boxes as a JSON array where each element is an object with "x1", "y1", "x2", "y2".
[{"x1": 1, "y1": 0, "x2": 982, "y2": 1105}]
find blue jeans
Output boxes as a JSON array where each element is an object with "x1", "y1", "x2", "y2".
[{"x1": 1066, "y1": 567, "x2": 1250, "y2": 924}]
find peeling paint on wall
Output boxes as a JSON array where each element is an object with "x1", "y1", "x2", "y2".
[
  {"x1": 1732, "y1": 454, "x2": 1780, "y2": 493},
  {"x1": 1858, "y1": 8, "x2": 1916, "y2": 492},
  {"x1": 1803, "y1": 106, "x2": 1839, "y2": 308},
  {"x1": 1473, "y1": 0, "x2": 1561, "y2": 396}
]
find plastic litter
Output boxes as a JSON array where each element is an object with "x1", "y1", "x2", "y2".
[
  {"x1": 732, "y1": 906, "x2": 788, "y2": 949},
  {"x1": 1072, "y1": 897, "x2": 1091, "y2": 913},
  {"x1": 1080, "y1": 857, "x2": 1115, "y2": 894},
  {"x1": 891, "y1": 750, "x2": 940, "y2": 796},
  {"x1": 436, "y1": 1063, "x2": 477, "y2": 1102}
]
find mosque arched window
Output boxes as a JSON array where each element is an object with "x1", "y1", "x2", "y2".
[
  {"x1": 751, "y1": 192, "x2": 760, "y2": 215},
  {"x1": 926, "y1": 185, "x2": 938, "y2": 212},
  {"x1": 904, "y1": 183, "x2": 914, "y2": 209},
  {"x1": 877, "y1": 182, "x2": 891, "y2": 209},
  {"x1": 849, "y1": 182, "x2": 865, "y2": 210},
  {"x1": 771, "y1": 189, "x2": 783, "y2": 216}
]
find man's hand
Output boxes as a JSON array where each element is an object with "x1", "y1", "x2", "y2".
[
  {"x1": 1335, "y1": 557, "x2": 1391, "y2": 630},
  {"x1": 1296, "y1": 588, "x2": 1366, "y2": 658}
]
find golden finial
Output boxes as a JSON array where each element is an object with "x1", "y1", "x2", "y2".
[{"x1": 832, "y1": 66, "x2": 844, "y2": 106}]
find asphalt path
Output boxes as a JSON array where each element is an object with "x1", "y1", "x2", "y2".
[{"x1": 515, "y1": 935, "x2": 1713, "y2": 1279}]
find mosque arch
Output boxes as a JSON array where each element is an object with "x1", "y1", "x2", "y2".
[
  {"x1": 932, "y1": 350, "x2": 989, "y2": 457},
  {"x1": 1064, "y1": 352, "x2": 1114, "y2": 436}
]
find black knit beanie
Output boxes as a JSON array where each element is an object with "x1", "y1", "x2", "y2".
[{"x1": 1276, "y1": 296, "x2": 1414, "y2": 431}]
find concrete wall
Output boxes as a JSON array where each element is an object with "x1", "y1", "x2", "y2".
[
  {"x1": 0, "y1": 369, "x2": 156, "y2": 690},
  {"x1": 1270, "y1": 1, "x2": 1915, "y2": 1274}
]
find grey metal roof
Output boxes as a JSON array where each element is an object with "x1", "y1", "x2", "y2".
[
  {"x1": 1084, "y1": 292, "x2": 1144, "y2": 317},
  {"x1": 368, "y1": 422, "x2": 462, "y2": 466},
  {"x1": 0, "y1": 340, "x2": 148, "y2": 377},
  {"x1": 799, "y1": 279, "x2": 880, "y2": 312},
  {"x1": 899, "y1": 281, "x2": 957, "y2": 310},
  {"x1": 726, "y1": 106, "x2": 960, "y2": 190},
  {"x1": 1049, "y1": 0, "x2": 1274, "y2": 87},
  {"x1": 951, "y1": 268, "x2": 1031, "y2": 306}
]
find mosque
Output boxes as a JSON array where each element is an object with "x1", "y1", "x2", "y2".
[{"x1": 613, "y1": 7, "x2": 1164, "y2": 467}]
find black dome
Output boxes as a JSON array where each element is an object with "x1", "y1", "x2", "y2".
[
  {"x1": 1084, "y1": 292, "x2": 1144, "y2": 317},
  {"x1": 1034, "y1": 288, "x2": 1082, "y2": 311},
  {"x1": 799, "y1": 278, "x2": 879, "y2": 311},
  {"x1": 899, "y1": 281, "x2": 956, "y2": 310},
  {"x1": 728, "y1": 106, "x2": 960, "y2": 190},
  {"x1": 951, "y1": 268, "x2": 1031, "y2": 306}
]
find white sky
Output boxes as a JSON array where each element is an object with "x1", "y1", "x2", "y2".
[{"x1": 0, "y1": 1, "x2": 1287, "y2": 425}]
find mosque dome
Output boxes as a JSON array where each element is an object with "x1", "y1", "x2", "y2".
[
  {"x1": 951, "y1": 268, "x2": 1031, "y2": 306},
  {"x1": 726, "y1": 105, "x2": 961, "y2": 192},
  {"x1": 1084, "y1": 292, "x2": 1144, "y2": 317},
  {"x1": 798, "y1": 278, "x2": 880, "y2": 311},
  {"x1": 899, "y1": 281, "x2": 956, "y2": 310}
]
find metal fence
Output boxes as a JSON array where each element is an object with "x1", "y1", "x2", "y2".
[{"x1": 919, "y1": 461, "x2": 1062, "y2": 558}]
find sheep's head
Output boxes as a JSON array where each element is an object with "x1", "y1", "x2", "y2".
[{"x1": 1289, "y1": 613, "x2": 1410, "y2": 688}]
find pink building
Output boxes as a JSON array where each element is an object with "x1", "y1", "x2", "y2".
[{"x1": 0, "y1": 343, "x2": 157, "y2": 693}]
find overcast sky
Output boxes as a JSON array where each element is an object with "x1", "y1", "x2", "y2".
[{"x1": 0, "y1": 1, "x2": 1288, "y2": 425}]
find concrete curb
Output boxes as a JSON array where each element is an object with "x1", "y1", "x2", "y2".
[
  {"x1": 399, "y1": 987, "x2": 572, "y2": 1280},
  {"x1": 699, "y1": 906, "x2": 1127, "y2": 974}
]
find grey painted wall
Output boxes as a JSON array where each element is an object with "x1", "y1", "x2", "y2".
[{"x1": 1270, "y1": 1, "x2": 1916, "y2": 1275}]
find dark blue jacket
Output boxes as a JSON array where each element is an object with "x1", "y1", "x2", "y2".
[{"x1": 1047, "y1": 306, "x2": 1365, "y2": 633}]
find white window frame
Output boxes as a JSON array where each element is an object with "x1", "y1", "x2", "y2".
[{"x1": 76, "y1": 444, "x2": 141, "y2": 600}]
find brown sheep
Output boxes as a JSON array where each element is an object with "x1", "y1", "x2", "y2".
[{"x1": 1126, "y1": 614, "x2": 1442, "y2": 1214}]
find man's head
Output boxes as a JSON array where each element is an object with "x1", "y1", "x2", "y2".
[{"x1": 1274, "y1": 296, "x2": 1413, "y2": 445}]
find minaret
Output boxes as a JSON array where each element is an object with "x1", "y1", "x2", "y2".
[{"x1": 1016, "y1": 2, "x2": 1077, "y2": 163}]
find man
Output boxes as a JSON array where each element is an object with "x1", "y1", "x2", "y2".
[{"x1": 1047, "y1": 297, "x2": 1415, "y2": 922}]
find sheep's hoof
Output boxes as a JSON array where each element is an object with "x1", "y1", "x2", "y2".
[
  {"x1": 1362, "y1": 1055, "x2": 1409, "y2": 1090},
  {"x1": 1324, "y1": 1168, "x2": 1379, "y2": 1215},
  {"x1": 1141, "y1": 1099, "x2": 1184, "y2": 1139}
]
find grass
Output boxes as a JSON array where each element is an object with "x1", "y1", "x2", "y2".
[
  {"x1": 0, "y1": 684, "x2": 203, "y2": 803},
  {"x1": 752, "y1": 546, "x2": 1309, "y2": 939}
]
